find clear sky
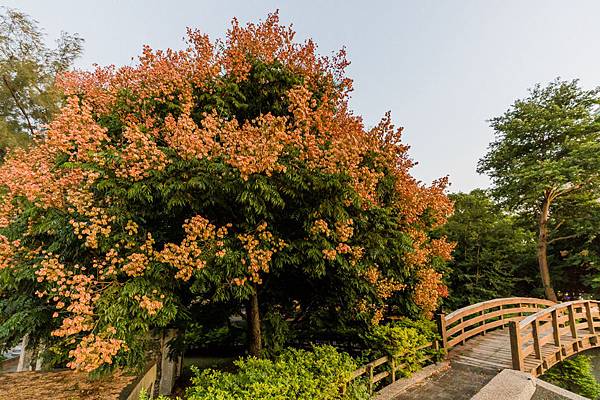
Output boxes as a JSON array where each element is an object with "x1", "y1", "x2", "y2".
[{"x1": 4, "y1": 0, "x2": 600, "y2": 192}]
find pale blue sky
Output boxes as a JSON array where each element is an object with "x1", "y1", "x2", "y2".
[{"x1": 4, "y1": 1, "x2": 600, "y2": 192}]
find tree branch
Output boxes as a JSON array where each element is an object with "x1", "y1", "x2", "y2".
[
  {"x1": 548, "y1": 234, "x2": 579, "y2": 245},
  {"x1": 2, "y1": 74, "x2": 36, "y2": 137},
  {"x1": 551, "y1": 220, "x2": 565, "y2": 234}
]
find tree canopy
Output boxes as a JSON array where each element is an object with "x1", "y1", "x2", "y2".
[
  {"x1": 441, "y1": 190, "x2": 536, "y2": 309},
  {"x1": 0, "y1": 13, "x2": 453, "y2": 372},
  {"x1": 0, "y1": 7, "x2": 83, "y2": 159},
  {"x1": 478, "y1": 79, "x2": 600, "y2": 301}
]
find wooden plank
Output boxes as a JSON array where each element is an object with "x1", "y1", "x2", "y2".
[
  {"x1": 372, "y1": 370, "x2": 389, "y2": 384},
  {"x1": 445, "y1": 297, "x2": 555, "y2": 325},
  {"x1": 367, "y1": 355, "x2": 389, "y2": 369},
  {"x1": 448, "y1": 317, "x2": 521, "y2": 348},
  {"x1": 446, "y1": 307, "x2": 543, "y2": 336}
]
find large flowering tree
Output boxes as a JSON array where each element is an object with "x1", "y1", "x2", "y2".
[{"x1": 0, "y1": 13, "x2": 453, "y2": 372}]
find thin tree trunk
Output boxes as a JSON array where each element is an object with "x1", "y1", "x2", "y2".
[
  {"x1": 246, "y1": 285, "x2": 262, "y2": 357},
  {"x1": 538, "y1": 196, "x2": 558, "y2": 302},
  {"x1": 2, "y1": 75, "x2": 36, "y2": 137}
]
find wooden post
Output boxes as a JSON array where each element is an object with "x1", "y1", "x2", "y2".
[
  {"x1": 509, "y1": 321, "x2": 524, "y2": 371},
  {"x1": 567, "y1": 304, "x2": 578, "y2": 339},
  {"x1": 436, "y1": 313, "x2": 448, "y2": 350},
  {"x1": 481, "y1": 309, "x2": 486, "y2": 336},
  {"x1": 368, "y1": 364, "x2": 374, "y2": 394},
  {"x1": 391, "y1": 358, "x2": 396, "y2": 383},
  {"x1": 460, "y1": 317, "x2": 466, "y2": 345},
  {"x1": 551, "y1": 308, "x2": 561, "y2": 348},
  {"x1": 532, "y1": 320, "x2": 542, "y2": 360},
  {"x1": 585, "y1": 301, "x2": 595, "y2": 335}
]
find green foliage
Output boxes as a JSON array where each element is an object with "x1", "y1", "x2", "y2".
[
  {"x1": 0, "y1": 7, "x2": 83, "y2": 157},
  {"x1": 363, "y1": 318, "x2": 442, "y2": 375},
  {"x1": 543, "y1": 355, "x2": 600, "y2": 399},
  {"x1": 0, "y1": 15, "x2": 452, "y2": 371},
  {"x1": 441, "y1": 190, "x2": 537, "y2": 308},
  {"x1": 138, "y1": 389, "x2": 179, "y2": 400},
  {"x1": 478, "y1": 78, "x2": 600, "y2": 213},
  {"x1": 544, "y1": 198, "x2": 600, "y2": 298},
  {"x1": 478, "y1": 78, "x2": 600, "y2": 299},
  {"x1": 185, "y1": 345, "x2": 369, "y2": 400}
]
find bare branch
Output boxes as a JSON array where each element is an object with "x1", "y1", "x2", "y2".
[
  {"x1": 548, "y1": 234, "x2": 579, "y2": 245},
  {"x1": 2, "y1": 74, "x2": 35, "y2": 136}
]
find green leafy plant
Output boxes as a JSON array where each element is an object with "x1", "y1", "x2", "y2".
[
  {"x1": 186, "y1": 345, "x2": 369, "y2": 400},
  {"x1": 363, "y1": 318, "x2": 442, "y2": 376},
  {"x1": 543, "y1": 355, "x2": 600, "y2": 399},
  {"x1": 138, "y1": 389, "x2": 179, "y2": 400}
]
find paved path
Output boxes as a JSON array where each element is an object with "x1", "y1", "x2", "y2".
[{"x1": 391, "y1": 362, "x2": 499, "y2": 400}]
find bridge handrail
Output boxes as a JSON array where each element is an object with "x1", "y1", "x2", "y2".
[
  {"x1": 439, "y1": 297, "x2": 556, "y2": 349},
  {"x1": 510, "y1": 299, "x2": 600, "y2": 375}
]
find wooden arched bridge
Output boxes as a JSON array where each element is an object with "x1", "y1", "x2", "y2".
[
  {"x1": 348, "y1": 296, "x2": 600, "y2": 398},
  {"x1": 439, "y1": 297, "x2": 600, "y2": 377}
]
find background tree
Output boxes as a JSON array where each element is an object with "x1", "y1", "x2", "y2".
[
  {"x1": 546, "y1": 197, "x2": 600, "y2": 298},
  {"x1": 478, "y1": 79, "x2": 600, "y2": 301},
  {"x1": 0, "y1": 13, "x2": 453, "y2": 372},
  {"x1": 440, "y1": 190, "x2": 536, "y2": 309},
  {"x1": 0, "y1": 7, "x2": 83, "y2": 159}
]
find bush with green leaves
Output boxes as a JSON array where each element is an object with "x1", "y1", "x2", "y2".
[
  {"x1": 185, "y1": 345, "x2": 369, "y2": 400},
  {"x1": 543, "y1": 355, "x2": 600, "y2": 399},
  {"x1": 363, "y1": 318, "x2": 442, "y2": 375}
]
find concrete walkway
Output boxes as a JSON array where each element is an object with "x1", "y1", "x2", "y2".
[{"x1": 391, "y1": 362, "x2": 500, "y2": 400}]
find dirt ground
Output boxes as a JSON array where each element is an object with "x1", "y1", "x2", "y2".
[{"x1": 0, "y1": 370, "x2": 135, "y2": 400}]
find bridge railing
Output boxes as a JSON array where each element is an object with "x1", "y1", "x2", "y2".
[
  {"x1": 438, "y1": 297, "x2": 556, "y2": 349},
  {"x1": 510, "y1": 300, "x2": 600, "y2": 375}
]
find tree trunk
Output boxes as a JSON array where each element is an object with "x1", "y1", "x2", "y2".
[
  {"x1": 538, "y1": 196, "x2": 558, "y2": 302},
  {"x1": 246, "y1": 285, "x2": 262, "y2": 357}
]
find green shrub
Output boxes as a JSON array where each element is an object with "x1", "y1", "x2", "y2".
[
  {"x1": 543, "y1": 355, "x2": 600, "y2": 399},
  {"x1": 138, "y1": 389, "x2": 178, "y2": 400},
  {"x1": 186, "y1": 345, "x2": 369, "y2": 400},
  {"x1": 363, "y1": 318, "x2": 442, "y2": 375}
]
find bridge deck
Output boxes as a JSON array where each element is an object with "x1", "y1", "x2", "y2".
[
  {"x1": 447, "y1": 326, "x2": 595, "y2": 375},
  {"x1": 448, "y1": 329, "x2": 513, "y2": 370}
]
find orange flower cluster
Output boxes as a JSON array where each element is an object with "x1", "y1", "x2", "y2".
[
  {"x1": 310, "y1": 219, "x2": 330, "y2": 236},
  {"x1": 115, "y1": 123, "x2": 169, "y2": 181},
  {"x1": 363, "y1": 266, "x2": 406, "y2": 300},
  {"x1": 335, "y1": 219, "x2": 354, "y2": 242},
  {"x1": 316, "y1": 218, "x2": 363, "y2": 264},
  {"x1": 122, "y1": 253, "x2": 149, "y2": 277},
  {"x1": 67, "y1": 332, "x2": 125, "y2": 372},
  {"x1": 360, "y1": 266, "x2": 407, "y2": 325},
  {"x1": 412, "y1": 268, "x2": 449, "y2": 318},
  {"x1": 68, "y1": 188, "x2": 115, "y2": 249},
  {"x1": 0, "y1": 235, "x2": 18, "y2": 270},
  {"x1": 156, "y1": 215, "x2": 227, "y2": 281},
  {"x1": 137, "y1": 294, "x2": 164, "y2": 316},
  {"x1": 35, "y1": 256, "x2": 97, "y2": 337},
  {"x1": 237, "y1": 222, "x2": 285, "y2": 284}
]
